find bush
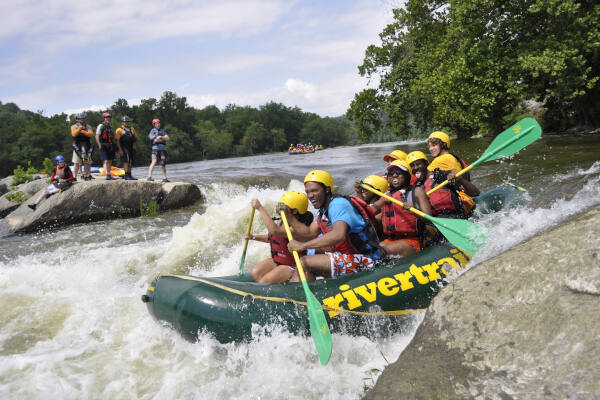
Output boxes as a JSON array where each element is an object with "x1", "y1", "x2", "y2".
[
  {"x1": 42, "y1": 158, "x2": 54, "y2": 176},
  {"x1": 5, "y1": 191, "x2": 31, "y2": 203},
  {"x1": 11, "y1": 161, "x2": 39, "y2": 188}
]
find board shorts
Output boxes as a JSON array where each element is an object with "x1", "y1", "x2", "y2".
[
  {"x1": 46, "y1": 184, "x2": 60, "y2": 195},
  {"x1": 327, "y1": 252, "x2": 374, "y2": 278},
  {"x1": 384, "y1": 237, "x2": 421, "y2": 252},
  {"x1": 152, "y1": 149, "x2": 167, "y2": 166},
  {"x1": 100, "y1": 144, "x2": 115, "y2": 161}
]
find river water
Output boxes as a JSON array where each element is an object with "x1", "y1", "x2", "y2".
[{"x1": 1, "y1": 135, "x2": 599, "y2": 399}]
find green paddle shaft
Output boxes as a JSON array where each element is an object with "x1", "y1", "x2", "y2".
[
  {"x1": 239, "y1": 208, "x2": 256, "y2": 274},
  {"x1": 360, "y1": 184, "x2": 488, "y2": 254},
  {"x1": 280, "y1": 207, "x2": 332, "y2": 366},
  {"x1": 426, "y1": 117, "x2": 542, "y2": 196}
]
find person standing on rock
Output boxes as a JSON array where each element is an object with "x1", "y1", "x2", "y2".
[
  {"x1": 96, "y1": 112, "x2": 116, "y2": 180},
  {"x1": 28, "y1": 155, "x2": 74, "y2": 211},
  {"x1": 71, "y1": 113, "x2": 94, "y2": 181},
  {"x1": 115, "y1": 116, "x2": 138, "y2": 180},
  {"x1": 147, "y1": 118, "x2": 170, "y2": 182}
]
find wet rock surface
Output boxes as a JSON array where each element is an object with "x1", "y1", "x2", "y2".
[
  {"x1": 365, "y1": 205, "x2": 600, "y2": 399},
  {"x1": 1, "y1": 176, "x2": 202, "y2": 233}
]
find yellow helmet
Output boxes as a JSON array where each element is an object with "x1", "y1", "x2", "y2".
[
  {"x1": 362, "y1": 175, "x2": 389, "y2": 193},
  {"x1": 383, "y1": 150, "x2": 408, "y2": 163},
  {"x1": 428, "y1": 131, "x2": 450, "y2": 148},
  {"x1": 406, "y1": 150, "x2": 429, "y2": 166},
  {"x1": 304, "y1": 170, "x2": 334, "y2": 192},
  {"x1": 280, "y1": 191, "x2": 308, "y2": 214},
  {"x1": 386, "y1": 159, "x2": 412, "y2": 176}
]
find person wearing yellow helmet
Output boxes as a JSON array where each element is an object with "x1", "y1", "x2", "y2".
[
  {"x1": 427, "y1": 131, "x2": 480, "y2": 197},
  {"x1": 246, "y1": 191, "x2": 314, "y2": 284},
  {"x1": 382, "y1": 149, "x2": 407, "y2": 164},
  {"x1": 285, "y1": 170, "x2": 384, "y2": 281},
  {"x1": 370, "y1": 160, "x2": 432, "y2": 257},
  {"x1": 356, "y1": 174, "x2": 389, "y2": 205}
]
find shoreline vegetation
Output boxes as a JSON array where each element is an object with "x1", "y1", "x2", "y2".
[{"x1": 0, "y1": 96, "x2": 402, "y2": 179}]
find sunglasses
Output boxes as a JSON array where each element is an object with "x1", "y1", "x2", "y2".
[{"x1": 387, "y1": 169, "x2": 405, "y2": 176}]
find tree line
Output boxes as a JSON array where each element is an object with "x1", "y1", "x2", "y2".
[
  {"x1": 347, "y1": 0, "x2": 600, "y2": 139},
  {"x1": 1, "y1": 92, "x2": 401, "y2": 177}
]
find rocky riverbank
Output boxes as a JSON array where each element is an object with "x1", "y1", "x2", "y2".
[
  {"x1": 365, "y1": 205, "x2": 600, "y2": 399},
  {"x1": 0, "y1": 175, "x2": 202, "y2": 234}
]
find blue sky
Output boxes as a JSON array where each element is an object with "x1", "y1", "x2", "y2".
[{"x1": 1, "y1": 0, "x2": 397, "y2": 117}]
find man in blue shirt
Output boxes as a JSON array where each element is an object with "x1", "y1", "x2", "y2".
[
  {"x1": 147, "y1": 118, "x2": 170, "y2": 182},
  {"x1": 286, "y1": 170, "x2": 380, "y2": 281}
]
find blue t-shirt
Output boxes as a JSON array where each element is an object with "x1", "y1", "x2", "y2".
[
  {"x1": 149, "y1": 128, "x2": 167, "y2": 150},
  {"x1": 320, "y1": 197, "x2": 365, "y2": 233}
]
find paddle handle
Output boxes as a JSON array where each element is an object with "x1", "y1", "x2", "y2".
[
  {"x1": 425, "y1": 163, "x2": 475, "y2": 196},
  {"x1": 239, "y1": 208, "x2": 256, "y2": 274},
  {"x1": 279, "y1": 207, "x2": 309, "y2": 283}
]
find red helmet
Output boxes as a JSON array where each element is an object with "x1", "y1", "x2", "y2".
[
  {"x1": 152, "y1": 118, "x2": 160, "y2": 126},
  {"x1": 102, "y1": 112, "x2": 112, "y2": 119}
]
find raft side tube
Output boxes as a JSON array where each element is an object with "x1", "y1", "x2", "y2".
[{"x1": 144, "y1": 245, "x2": 471, "y2": 342}]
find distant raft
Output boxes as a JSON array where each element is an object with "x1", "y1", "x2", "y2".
[{"x1": 142, "y1": 184, "x2": 530, "y2": 342}]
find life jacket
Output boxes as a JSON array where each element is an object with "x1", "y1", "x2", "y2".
[
  {"x1": 381, "y1": 187, "x2": 419, "y2": 238},
  {"x1": 119, "y1": 126, "x2": 136, "y2": 146},
  {"x1": 268, "y1": 233, "x2": 303, "y2": 265},
  {"x1": 72, "y1": 124, "x2": 91, "y2": 145},
  {"x1": 424, "y1": 176, "x2": 474, "y2": 218},
  {"x1": 317, "y1": 195, "x2": 383, "y2": 259},
  {"x1": 99, "y1": 124, "x2": 114, "y2": 145},
  {"x1": 55, "y1": 165, "x2": 69, "y2": 180}
]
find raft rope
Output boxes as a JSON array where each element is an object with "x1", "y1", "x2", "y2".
[{"x1": 152, "y1": 274, "x2": 426, "y2": 317}]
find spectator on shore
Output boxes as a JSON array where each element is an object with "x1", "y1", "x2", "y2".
[
  {"x1": 71, "y1": 113, "x2": 94, "y2": 181},
  {"x1": 96, "y1": 112, "x2": 116, "y2": 180},
  {"x1": 116, "y1": 116, "x2": 138, "y2": 180},
  {"x1": 147, "y1": 118, "x2": 170, "y2": 182}
]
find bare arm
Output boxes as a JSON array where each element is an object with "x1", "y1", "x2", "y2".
[
  {"x1": 413, "y1": 186, "x2": 432, "y2": 215},
  {"x1": 288, "y1": 220, "x2": 348, "y2": 252}
]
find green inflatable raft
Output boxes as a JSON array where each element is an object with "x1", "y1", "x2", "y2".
[{"x1": 142, "y1": 184, "x2": 530, "y2": 342}]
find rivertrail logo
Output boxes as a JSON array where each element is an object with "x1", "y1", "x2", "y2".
[{"x1": 322, "y1": 248, "x2": 470, "y2": 317}]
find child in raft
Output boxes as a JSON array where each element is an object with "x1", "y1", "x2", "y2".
[
  {"x1": 370, "y1": 159, "x2": 432, "y2": 257},
  {"x1": 246, "y1": 191, "x2": 314, "y2": 284},
  {"x1": 28, "y1": 155, "x2": 75, "y2": 211}
]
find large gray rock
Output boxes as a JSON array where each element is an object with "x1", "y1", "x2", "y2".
[
  {"x1": 0, "y1": 176, "x2": 48, "y2": 217},
  {"x1": 3, "y1": 179, "x2": 202, "y2": 233},
  {"x1": 366, "y1": 205, "x2": 600, "y2": 399}
]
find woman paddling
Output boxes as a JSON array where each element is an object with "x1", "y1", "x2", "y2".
[
  {"x1": 246, "y1": 191, "x2": 313, "y2": 284},
  {"x1": 370, "y1": 160, "x2": 432, "y2": 257}
]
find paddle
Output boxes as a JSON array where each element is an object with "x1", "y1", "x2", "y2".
[
  {"x1": 238, "y1": 208, "x2": 256, "y2": 274},
  {"x1": 280, "y1": 205, "x2": 332, "y2": 365},
  {"x1": 360, "y1": 184, "x2": 488, "y2": 255},
  {"x1": 426, "y1": 117, "x2": 542, "y2": 195}
]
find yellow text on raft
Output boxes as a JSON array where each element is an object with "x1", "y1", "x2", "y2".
[{"x1": 321, "y1": 249, "x2": 470, "y2": 317}]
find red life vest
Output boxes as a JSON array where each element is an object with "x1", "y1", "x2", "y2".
[
  {"x1": 381, "y1": 188, "x2": 419, "y2": 238},
  {"x1": 268, "y1": 233, "x2": 302, "y2": 265},
  {"x1": 99, "y1": 124, "x2": 114, "y2": 144},
  {"x1": 424, "y1": 177, "x2": 462, "y2": 217}
]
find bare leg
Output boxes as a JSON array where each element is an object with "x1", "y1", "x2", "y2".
[
  {"x1": 259, "y1": 265, "x2": 294, "y2": 284},
  {"x1": 84, "y1": 162, "x2": 91, "y2": 177},
  {"x1": 379, "y1": 240, "x2": 417, "y2": 257},
  {"x1": 251, "y1": 258, "x2": 278, "y2": 282},
  {"x1": 162, "y1": 165, "x2": 167, "y2": 180},
  {"x1": 73, "y1": 162, "x2": 80, "y2": 180},
  {"x1": 288, "y1": 254, "x2": 332, "y2": 282},
  {"x1": 148, "y1": 157, "x2": 157, "y2": 179}
]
